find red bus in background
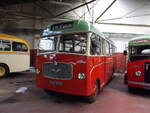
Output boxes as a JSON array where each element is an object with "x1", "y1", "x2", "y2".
[
  {"x1": 124, "y1": 36, "x2": 150, "y2": 92},
  {"x1": 35, "y1": 20, "x2": 116, "y2": 103},
  {"x1": 115, "y1": 53, "x2": 126, "y2": 73}
]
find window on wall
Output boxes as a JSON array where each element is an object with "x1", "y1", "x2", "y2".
[
  {"x1": 2, "y1": 40, "x2": 11, "y2": 51},
  {"x1": 12, "y1": 42, "x2": 28, "y2": 52},
  {"x1": 90, "y1": 34, "x2": 101, "y2": 55}
]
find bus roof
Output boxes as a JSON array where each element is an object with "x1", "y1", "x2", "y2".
[
  {"x1": 43, "y1": 20, "x2": 114, "y2": 45},
  {"x1": 0, "y1": 34, "x2": 29, "y2": 45},
  {"x1": 129, "y1": 35, "x2": 150, "y2": 46},
  {"x1": 43, "y1": 20, "x2": 104, "y2": 37}
]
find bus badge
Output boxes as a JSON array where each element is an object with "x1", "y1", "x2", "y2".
[{"x1": 54, "y1": 61, "x2": 58, "y2": 66}]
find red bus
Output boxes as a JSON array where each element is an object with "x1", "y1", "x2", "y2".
[
  {"x1": 124, "y1": 36, "x2": 150, "y2": 92},
  {"x1": 35, "y1": 20, "x2": 116, "y2": 102}
]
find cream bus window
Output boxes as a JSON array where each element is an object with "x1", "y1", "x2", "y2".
[
  {"x1": 12, "y1": 42, "x2": 28, "y2": 52},
  {"x1": 0, "y1": 40, "x2": 2, "y2": 51},
  {"x1": 2, "y1": 40, "x2": 11, "y2": 51}
]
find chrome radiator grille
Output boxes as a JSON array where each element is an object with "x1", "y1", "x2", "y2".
[{"x1": 43, "y1": 62, "x2": 73, "y2": 80}]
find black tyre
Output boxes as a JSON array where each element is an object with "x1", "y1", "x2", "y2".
[
  {"x1": 124, "y1": 74, "x2": 127, "y2": 84},
  {"x1": 44, "y1": 90, "x2": 57, "y2": 95},
  {"x1": 124, "y1": 74, "x2": 128, "y2": 84},
  {"x1": 86, "y1": 81, "x2": 99, "y2": 103},
  {"x1": 44, "y1": 90, "x2": 52, "y2": 95},
  {"x1": 128, "y1": 86, "x2": 135, "y2": 93},
  {"x1": 0, "y1": 64, "x2": 9, "y2": 78}
]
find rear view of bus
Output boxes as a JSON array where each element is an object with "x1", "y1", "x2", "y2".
[{"x1": 125, "y1": 36, "x2": 150, "y2": 91}]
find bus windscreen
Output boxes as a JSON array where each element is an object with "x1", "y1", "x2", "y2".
[{"x1": 39, "y1": 33, "x2": 87, "y2": 54}]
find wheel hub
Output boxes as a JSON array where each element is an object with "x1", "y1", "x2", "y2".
[
  {"x1": 0, "y1": 67, "x2": 5, "y2": 77},
  {"x1": 93, "y1": 83, "x2": 98, "y2": 97}
]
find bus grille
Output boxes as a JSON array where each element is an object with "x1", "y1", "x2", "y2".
[
  {"x1": 144, "y1": 62, "x2": 150, "y2": 83},
  {"x1": 43, "y1": 62, "x2": 73, "y2": 80}
]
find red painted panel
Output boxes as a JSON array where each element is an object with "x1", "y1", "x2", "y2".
[
  {"x1": 127, "y1": 59, "x2": 150, "y2": 88},
  {"x1": 35, "y1": 54, "x2": 115, "y2": 96}
]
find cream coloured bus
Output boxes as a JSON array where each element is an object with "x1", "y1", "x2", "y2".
[{"x1": 0, "y1": 34, "x2": 30, "y2": 78}]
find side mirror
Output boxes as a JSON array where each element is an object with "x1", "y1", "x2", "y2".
[{"x1": 123, "y1": 50, "x2": 127, "y2": 55}]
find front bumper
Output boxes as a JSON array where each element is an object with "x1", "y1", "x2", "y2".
[{"x1": 128, "y1": 81, "x2": 150, "y2": 89}]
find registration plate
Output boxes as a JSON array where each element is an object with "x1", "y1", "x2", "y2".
[{"x1": 49, "y1": 81, "x2": 63, "y2": 85}]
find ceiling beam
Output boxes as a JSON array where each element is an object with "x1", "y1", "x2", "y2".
[
  {"x1": 34, "y1": 1, "x2": 54, "y2": 17},
  {"x1": 83, "y1": 0, "x2": 91, "y2": 17},
  {"x1": 54, "y1": 0, "x2": 96, "y2": 18},
  {"x1": 0, "y1": 8, "x2": 43, "y2": 19},
  {"x1": 97, "y1": 22, "x2": 150, "y2": 27},
  {"x1": 49, "y1": 0, "x2": 72, "y2": 6},
  {"x1": 95, "y1": 0, "x2": 117, "y2": 23},
  {"x1": 0, "y1": 0, "x2": 35, "y2": 7}
]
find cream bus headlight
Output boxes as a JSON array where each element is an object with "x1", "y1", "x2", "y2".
[
  {"x1": 78, "y1": 73, "x2": 85, "y2": 80},
  {"x1": 135, "y1": 71, "x2": 141, "y2": 76},
  {"x1": 35, "y1": 69, "x2": 40, "y2": 74}
]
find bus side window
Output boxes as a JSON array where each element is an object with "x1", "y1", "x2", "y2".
[
  {"x1": 110, "y1": 44, "x2": 113, "y2": 55},
  {"x1": 12, "y1": 42, "x2": 28, "y2": 52},
  {"x1": 112, "y1": 46, "x2": 116, "y2": 55},
  {"x1": 99, "y1": 36, "x2": 104, "y2": 55},
  {"x1": 0, "y1": 40, "x2": 2, "y2": 51},
  {"x1": 12, "y1": 42, "x2": 21, "y2": 51},
  {"x1": 90, "y1": 34, "x2": 101, "y2": 55},
  {"x1": 22, "y1": 44, "x2": 28, "y2": 52},
  {"x1": 2, "y1": 40, "x2": 11, "y2": 51},
  {"x1": 97, "y1": 36, "x2": 101, "y2": 55},
  {"x1": 105, "y1": 41, "x2": 110, "y2": 55}
]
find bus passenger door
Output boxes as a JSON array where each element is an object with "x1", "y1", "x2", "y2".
[{"x1": 90, "y1": 34, "x2": 105, "y2": 86}]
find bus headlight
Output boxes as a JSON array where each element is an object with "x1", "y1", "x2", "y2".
[
  {"x1": 135, "y1": 71, "x2": 141, "y2": 76},
  {"x1": 35, "y1": 69, "x2": 40, "y2": 74},
  {"x1": 78, "y1": 73, "x2": 85, "y2": 80}
]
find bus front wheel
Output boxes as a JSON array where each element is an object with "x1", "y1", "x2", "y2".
[
  {"x1": 128, "y1": 86, "x2": 136, "y2": 93},
  {"x1": 86, "y1": 81, "x2": 99, "y2": 103},
  {"x1": 0, "y1": 64, "x2": 9, "y2": 78}
]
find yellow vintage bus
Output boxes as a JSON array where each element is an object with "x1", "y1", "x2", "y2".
[{"x1": 0, "y1": 34, "x2": 30, "y2": 78}]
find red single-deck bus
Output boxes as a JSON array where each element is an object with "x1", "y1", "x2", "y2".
[
  {"x1": 124, "y1": 36, "x2": 150, "y2": 92},
  {"x1": 35, "y1": 20, "x2": 116, "y2": 102}
]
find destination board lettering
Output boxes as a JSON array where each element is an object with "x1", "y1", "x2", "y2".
[{"x1": 51, "y1": 22, "x2": 73, "y2": 31}]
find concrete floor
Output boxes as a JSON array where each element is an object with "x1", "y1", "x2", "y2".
[{"x1": 0, "y1": 72, "x2": 150, "y2": 113}]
